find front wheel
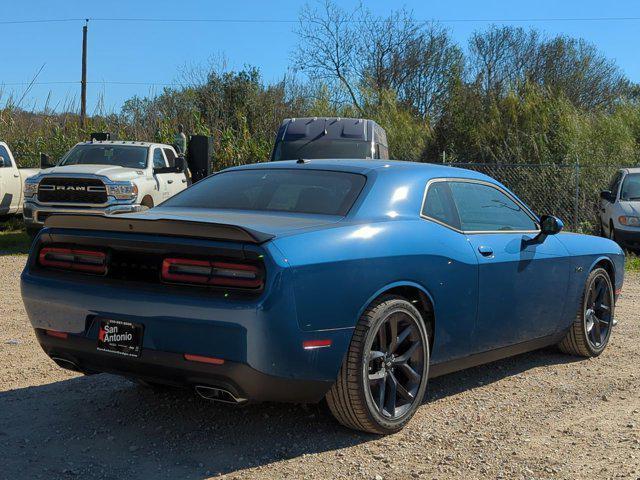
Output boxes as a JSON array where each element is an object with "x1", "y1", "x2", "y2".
[
  {"x1": 326, "y1": 295, "x2": 430, "y2": 434},
  {"x1": 558, "y1": 268, "x2": 614, "y2": 357}
]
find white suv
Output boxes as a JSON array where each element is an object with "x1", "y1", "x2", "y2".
[
  {"x1": 23, "y1": 141, "x2": 189, "y2": 235},
  {"x1": 599, "y1": 167, "x2": 640, "y2": 249}
]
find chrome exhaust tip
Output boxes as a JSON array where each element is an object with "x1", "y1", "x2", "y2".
[
  {"x1": 51, "y1": 356, "x2": 81, "y2": 372},
  {"x1": 195, "y1": 385, "x2": 247, "y2": 404}
]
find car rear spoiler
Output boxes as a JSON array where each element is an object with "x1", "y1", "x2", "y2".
[{"x1": 44, "y1": 214, "x2": 275, "y2": 244}]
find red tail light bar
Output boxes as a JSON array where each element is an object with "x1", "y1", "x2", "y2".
[
  {"x1": 38, "y1": 246, "x2": 107, "y2": 275},
  {"x1": 161, "y1": 257, "x2": 263, "y2": 289}
]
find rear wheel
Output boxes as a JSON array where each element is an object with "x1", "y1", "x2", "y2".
[
  {"x1": 326, "y1": 295, "x2": 429, "y2": 434},
  {"x1": 558, "y1": 268, "x2": 614, "y2": 357}
]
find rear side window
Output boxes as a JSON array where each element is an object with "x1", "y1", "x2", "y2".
[
  {"x1": 163, "y1": 169, "x2": 366, "y2": 216},
  {"x1": 421, "y1": 182, "x2": 460, "y2": 229},
  {"x1": 163, "y1": 148, "x2": 177, "y2": 166},
  {"x1": 448, "y1": 181, "x2": 537, "y2": 232}
]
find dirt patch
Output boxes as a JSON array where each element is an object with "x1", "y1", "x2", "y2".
[{"x1": 1, "y1": 255, "x2": 638, "y2": 479}]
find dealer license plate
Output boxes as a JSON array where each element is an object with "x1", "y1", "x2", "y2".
[{"x1": 97, "y1": 319, "x2": 144, "y2": 358}]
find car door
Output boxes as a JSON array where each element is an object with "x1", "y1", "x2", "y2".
[
  {"x1": 162, "y1": 147, "x2": 187, "y2": 195},
  {"x1": 151, "y1": 148, "x2": 172, "y2": 202},
  {"x1": 601, "y1": 171, "x2": 623, "y2": 236},
  {"x1": 446, "y1": 179, "x2": 571, "y2": 352},
  {"x1": 0, "y1": 144, "x2": 20, "y2": 214}
]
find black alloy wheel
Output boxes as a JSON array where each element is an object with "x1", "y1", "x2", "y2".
[
  {"x1": 558, "y1": 267, "x2": 614, "y2": 357},
  {"x1": 365, "y1": 311, "x2": 426, "y2": 419},
  {"x1": 326, "y1": 295, "x2": 430, "y2": 434},
  {"x1": 584, "y1": 274, "x2": 613, "y2": 350}
]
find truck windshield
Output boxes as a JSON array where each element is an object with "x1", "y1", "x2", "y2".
[
  {"x1": 59, "y1": 145, "x2": 148, "y2": 169},
  {"x1": 621, "y1": 173, "x2": 640, "y2": 200},
  {"x1": 162, "y1": 168, "x2": 366, "y2": 216},
  {"x1": 272, "y1": 139, "x2": 371, "y2": 161}
]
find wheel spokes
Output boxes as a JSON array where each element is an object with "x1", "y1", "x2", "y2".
[
  {"x1": 394, "y1": 341, "x2": 419, "y2": 364},
  {"x1": 388, "y1": 316, "x2": 399, "y2": 353},
  {"x1": 398, "y1": 363, "x2": 421, "y2": 383},
  {"x1": 385, "y1": 374, "x2": 398, "y2": 417},
  {"x1": 367, "y1": 310, "x2": 426, "y2": 420}
]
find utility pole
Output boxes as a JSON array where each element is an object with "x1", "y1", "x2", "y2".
[{"x1": 80, "y1": 19, "x2": 88, "y2": 127}]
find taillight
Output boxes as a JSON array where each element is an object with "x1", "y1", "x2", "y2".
[
  {"x1": 161, "y1": 258, "x2": 263, "y2": 289},
  {"x1": 38, "y1": 246, "x2": 107, "y2": 275}
]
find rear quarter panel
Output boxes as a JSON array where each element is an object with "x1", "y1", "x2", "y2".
[{"x1": 272, "y1": 218, "x2": 479, "y2": 364}]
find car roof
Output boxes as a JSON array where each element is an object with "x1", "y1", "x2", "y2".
[
  {"x1": 622, "y1": 167, "x2": 640, "y2": 174},
  {"x1": 227, "y1": 159, "x2": 494, "y2": 182},
  {"x1": 74, "y1": 140, "x2": 173, "y2": 149}
]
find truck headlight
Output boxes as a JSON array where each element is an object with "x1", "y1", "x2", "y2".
[
  {"x1": 618, "y1": 215, "x2": 640, "y2": 226},
  {"x1": 106, "y1": 182, "x2": 138, "y2": 200},
  {"x1": 24, "y1": 181, "x2": 39, "y2": 197}
]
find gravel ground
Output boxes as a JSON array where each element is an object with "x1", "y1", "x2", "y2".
[{"x1": 1, "y1": 254, "x2": 639, "y2": 480}]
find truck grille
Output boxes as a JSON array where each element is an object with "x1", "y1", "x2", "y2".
[{"x1": 38, "y1": 177, "x2": 107, "y2": 204}]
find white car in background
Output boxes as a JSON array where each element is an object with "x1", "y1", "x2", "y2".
[
  {"x1": 599, "y1": 167, "x2": 640, "y2": 250},
  {"x1": 23, "y1": 140, "x2": 189, "y2": 236},
  {"x1": 0, "y1": 141, "x2": 40, "y2": 218}
]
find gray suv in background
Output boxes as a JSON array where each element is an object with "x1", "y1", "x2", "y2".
[{"x1": 271, "y1": 117, "x2": 389, "y2": 161}]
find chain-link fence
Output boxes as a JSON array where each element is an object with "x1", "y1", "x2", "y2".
[{"x1": 444, "y1": 162, "x2": 626, "y2": 233}]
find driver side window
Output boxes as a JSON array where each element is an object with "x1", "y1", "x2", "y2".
[
  {"x1": 448, "y1": 181, "x2": 538, "y2": 232},
  {"x1": 153, "y1": 149, "x2": 167, "y2": 169}
]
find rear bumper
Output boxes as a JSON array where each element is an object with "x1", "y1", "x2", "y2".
[
  {"x1": 21, "y1": 236, "x2": 353, "y2": 403},
  {"x1": 35, "y1": 329, "x2": 332, "y2": 402}
]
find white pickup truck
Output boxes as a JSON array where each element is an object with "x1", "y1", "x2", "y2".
[
  {"x1": 23, "y1": 140, "x2": 189, "y2": 235},
  {"x1": 0, "y1": 142, "x2": 40, "y2": 218}
]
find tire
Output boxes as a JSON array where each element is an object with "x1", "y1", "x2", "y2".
[
  {"x1": 26, "y1": 226, "x2": 40, "y2": 241},
  {"x1": 558, "y1": 267, "x2": 614, "y2": 357},
  {"x1": 326, "y1": 295, "x2": 430, "y2": 434},
  {"x1": 608, "y1": 221, "x2": 617, "y2": 242}
]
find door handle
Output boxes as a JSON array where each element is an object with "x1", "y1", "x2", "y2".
[
  {"x1": 477, "y1": 245, "x2": 494, "y2": 257},
  {"x1": 13, "y1": 174, "x2": 19, "y2": 178},
  {"x1": 167, "y1": 179, "x2": 173, "y2": 184},
  {"x1": 181, "y1": 179, "x2": 186, "y2": 183}
]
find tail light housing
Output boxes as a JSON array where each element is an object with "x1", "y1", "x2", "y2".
[
  {"x1": 38, "y1": 246, "x2": 107, "y2": 275},
  {"x1": 161, "y1": 257, "x2": 263, "y2": 289}
]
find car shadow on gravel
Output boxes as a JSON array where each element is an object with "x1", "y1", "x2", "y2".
[
  {"x1": 0, "y1": 347, "x2": 582, "y2": 479},
  {"x1": 426, "y1": 347, "x2": 583, "y2": 402}
]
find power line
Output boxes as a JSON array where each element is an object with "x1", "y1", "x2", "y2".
[
  {"x1": 1, "y1": 16, "x2": 640, "y2": 25},
  {"x1": 1, "y1": 81, "x2": 187, "y2": 87}
]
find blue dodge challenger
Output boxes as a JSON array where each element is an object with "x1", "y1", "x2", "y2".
[{"x1": 21, "y1": 159, "x2": 624, "y2": 434}]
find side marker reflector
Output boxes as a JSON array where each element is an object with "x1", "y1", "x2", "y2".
[
  {"x1": 615, "y1": 288, "x2": 622, "y2": 295},
  {"x1": 46, "y1": 330, "x2": 68, "y2": 339},
  {"x1": 184, "y1": 354, "x2": 225, "y2": 365},
  {"x1": 303, "y1": 339, "x2": 332, "y2": 350}
]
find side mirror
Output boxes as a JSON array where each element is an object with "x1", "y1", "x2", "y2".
[
  {"x1": 0, "y1": 156, "x2": 6, "y2": 167},
  {"x1": 540, "y1": 215, "x2": 563, "y2": 236},
  {"x1": 40, "y1": 153, "x2": 54, "y2": 169},
  {"x1": 600, "y1": 190, "x2": 613, "y2": 202},
  {"x1": 174, "y1": 155, "x2": 185, "y2": 173}
]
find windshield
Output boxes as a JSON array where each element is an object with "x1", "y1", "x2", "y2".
[
  {"x1": 272, "y1": 139, "x2": 372, "y2": 161},
  {"x1": 621, "y1": 173, "x2": 640, "y2": 201},
  {"x1": 59, "y1": 145, "x2": 148, "y2": 169},
  {"x1": 163, "y1": 168, "x2": 366, "y2": 216}
]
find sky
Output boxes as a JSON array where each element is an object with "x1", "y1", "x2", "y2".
[{"x1": 2, "y1": 0, "x2": 639, "y2": 113}]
